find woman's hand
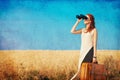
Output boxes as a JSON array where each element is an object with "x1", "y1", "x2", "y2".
[
  {"x1": 93, "y1": 57, "x2": 98, "y2": 63},
  {"x1": 77, "y1": 19, "x2": 82, "y2": 23}
]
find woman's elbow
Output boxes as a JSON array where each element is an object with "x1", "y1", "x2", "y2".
[
  {"x1": 71, "y1": 30, "x2": 73, "y2": 33},
  {"x1": 71, "y1": 30, "x2": 75, "y2": 34}
]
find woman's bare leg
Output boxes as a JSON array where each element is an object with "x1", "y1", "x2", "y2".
[
  {"x1": 70, "y1": 62, "x2": 82, "y2": 80},
  {"x1": 70, "y1": 70, "x2": 81, "y2": 80}
]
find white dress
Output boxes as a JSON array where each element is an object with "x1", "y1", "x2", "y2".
[
  {"x1": 70, "y1": 28, "x2": 95, "y2": 80},
  {"x1": 78, "y1": 28, "x2": 94, "y2": 70}
]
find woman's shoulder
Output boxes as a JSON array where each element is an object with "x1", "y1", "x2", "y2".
[
  {"x1": 93, "y1": 28, "x2": 97, "y2": 33},
  {"x1": 92, "y1": 28, "x2": 97, "y2": 32},
  {"x1": 94, "y1": 28, "x2": 97, "y2": 31},
  {"x1": 90, "y1": 28, "x2": 97, "y2": 35}
]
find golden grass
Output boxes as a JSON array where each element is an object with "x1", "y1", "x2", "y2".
[{"x1": 0, "y1": 50, "x2": 120, "y2": 80}]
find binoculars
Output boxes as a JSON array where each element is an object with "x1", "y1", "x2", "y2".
[{"x1": 76, "y1": 14, "x2": 88, "y2": 20}]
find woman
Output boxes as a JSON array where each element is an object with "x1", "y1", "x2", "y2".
[{"x1": 70, "y1": 14, "x2": 98, "y2": 80}]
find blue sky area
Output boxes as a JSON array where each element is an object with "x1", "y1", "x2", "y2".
[{"x1": 0, "y1": 0, "x2": 120, "y2": 50}]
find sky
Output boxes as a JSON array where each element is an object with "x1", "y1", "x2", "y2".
[{"x1": 0, "y1": 0, "x2": 120, "y2": 50}]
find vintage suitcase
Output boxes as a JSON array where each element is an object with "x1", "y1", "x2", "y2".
[{"x1": 80, "y1": 63, "x2": 107, "y2": 80}]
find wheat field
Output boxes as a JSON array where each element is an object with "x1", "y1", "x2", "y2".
[{"x1": 0, "y1": 50, "x2": 120, "y2": 80}]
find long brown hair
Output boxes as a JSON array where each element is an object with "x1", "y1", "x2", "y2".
[{"x1": 87, "y1": 14, "x2": 95, "y2": 32}]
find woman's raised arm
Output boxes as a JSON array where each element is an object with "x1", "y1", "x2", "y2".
[{"x1": 71, "y1": 19, "x2": 82, "y2": 34}]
